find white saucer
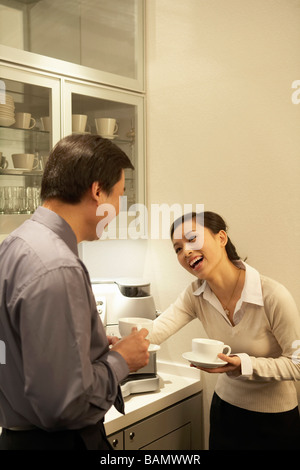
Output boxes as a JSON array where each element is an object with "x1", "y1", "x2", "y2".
[
  {"x1": 100, "y1": 134, "x2": 118, "y2": 140},
  {"x1": 149, "y1": 344, "x2": 160, "y2": 353},
  {"x1": 72, "y1": 131, "x2": 91, "y2": 135},
  {"x1": 1, "y1": 168, "x2": 32, "y2": 174},
  {"x1": 12, "y1": 168, "x2": 32, "y2": 172},
  {"x1": 182, "y1": 351, "x2": 227, "y2": 368}
]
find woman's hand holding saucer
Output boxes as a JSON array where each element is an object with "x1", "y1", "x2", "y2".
[{"x1": 192, "y1": 353, "x2": 241, "y2": 374}]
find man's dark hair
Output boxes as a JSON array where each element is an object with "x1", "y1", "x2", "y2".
[{"x1": 41, "y1": 134, "x2": 134, "y2": 204}]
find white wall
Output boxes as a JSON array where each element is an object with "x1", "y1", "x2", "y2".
[{"x1": 144, "y1": 0, "x2": 300, "y2": 448}]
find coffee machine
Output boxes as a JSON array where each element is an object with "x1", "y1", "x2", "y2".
[{"x1": 91, "y1": 278, "x2": 160, "y2": 397}]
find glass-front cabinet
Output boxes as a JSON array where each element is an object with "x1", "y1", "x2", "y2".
[
  {"x1": 0, "y1": 1, "x2": 145, "y2": 242},
  {"x1": 0, "y1": 63, "x2": 145, "y2": 242},
  {"x1": 63, "y1": 80, "x2": 144, "y2": 209}
]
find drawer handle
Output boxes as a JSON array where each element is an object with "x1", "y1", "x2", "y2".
[
  {"x1": 112, "y1": 439, "x2": 118, "y2": 447},
  {"x1": 129, "y1": 432, "x2": 135, "y2": 440}
]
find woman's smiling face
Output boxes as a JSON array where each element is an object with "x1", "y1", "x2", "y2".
[{"x1": 172, "y1": 219, "x2": 227, "y2": 279}]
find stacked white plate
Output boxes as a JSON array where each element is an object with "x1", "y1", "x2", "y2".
[{"x1": 0, "y1": 94, "x2": 15, "y2": 127}]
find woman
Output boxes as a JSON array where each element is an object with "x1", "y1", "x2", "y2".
[{"x1": 149, "y1": 211, "x2": 300, "y2": 450}]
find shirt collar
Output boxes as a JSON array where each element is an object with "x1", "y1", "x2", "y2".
[
  {"x1": 31, "y1": 206, "x2": 79, "y2": 257},
  {"x1": 193, "y1": 260, "x2": 264, "y2": 307}
]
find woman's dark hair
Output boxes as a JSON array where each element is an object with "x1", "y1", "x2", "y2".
[
  {"x1": 41, "y1": 134, "x2": 134, "y2": 204},
  {"x1": 170, "y1": 211, "x2": 241, "y2": 261}
]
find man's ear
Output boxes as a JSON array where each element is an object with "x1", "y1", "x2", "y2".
[{"x1": 90, "y1": 181, "x2": 102, "y2": 202}]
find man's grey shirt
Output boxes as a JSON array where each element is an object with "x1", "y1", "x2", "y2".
[{"x1": 0, "y1": 206, "x2": 128, "y2": 430}]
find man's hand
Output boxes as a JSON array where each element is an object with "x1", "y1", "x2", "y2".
[{"x1": 111, "y1": 327, "x2": 150, "y2": 372}]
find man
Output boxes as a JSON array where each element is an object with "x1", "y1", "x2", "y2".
[{"x1": 0, "y1": 134, "x2": 149, "y2": 450}]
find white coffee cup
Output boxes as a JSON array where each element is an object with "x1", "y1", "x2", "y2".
[
  {"x1": 192, "y1": 338, "x2": 231, "y2": 361},
  {"x1": 72, "y1": 114, "x2": 87, "y2": 133},
  {"x1": 118, "y1": 317, "x2": 153, "y2": 338},
  {"x1": 40, "y1": 116, "x2": 51, "y2": 132},
  {"x1": 95, "y1": 118, "x2": 118, "y2": 136},
  {"x1": 12, "y1": 153, "x2": 38, "y2": 170},
  {"x1": 15, "y1": 112, "x2": 36, "y2": 130}
]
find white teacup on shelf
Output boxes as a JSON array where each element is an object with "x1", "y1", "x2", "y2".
[
  {"x1": 40, "y1": 116, "x2": 51, "y2": 132},
  {"x1": 95, "y1": 118, "x2": 118, "y2": 137},
  {"x1": 40, "y1": 155, "x2": 49, "y2": 170},
  {"x1": 72, "y1": 114, "x2": 87, "y2": 133},
  {"x1": 12, "y1": 153, "x2": 39, "y2": 171},
  {"x1": 15, "y1": 112, "x2": 36, "y2": 130}
]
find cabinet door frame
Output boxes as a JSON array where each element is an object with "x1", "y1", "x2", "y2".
[
  {"x1": 0, "y1": 61, "x2": 61, "y2": 147},
  {"x1": 0, "y1": 62, "x2": 61, "y2": 239},
  {"x1": 63, "y1": 78, "x2": 146, "y2": 207}
]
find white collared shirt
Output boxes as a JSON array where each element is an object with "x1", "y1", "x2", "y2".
[
  {"x1": 192, "y1": 261, "x2": 264, "y2": 376},
  {"x1": 193, "y1": 260, "x2": 264, "y2": 326}
]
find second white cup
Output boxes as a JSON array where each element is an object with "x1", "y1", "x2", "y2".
[
  {"x1": 95, "y1": 118, "x2": 118, "y2": 137},
  {"x1": 192, "y1": 338, "x2": 231, "y2": 362},
  {"x1": 118, "y1": 317, "x2": 153, "y2": 338},
  {"x1": 15, "y1": 112, "x2": 36, "y2": 129},
  {"x1": 40, "y1": 116, "x2": 51, "y2": 132},
  {"x1": 12, "y1": 153, "x2": 38, "y2": 170},
  {"x1": 72, "y1": 114, "x2": 87, "y2": 133}
]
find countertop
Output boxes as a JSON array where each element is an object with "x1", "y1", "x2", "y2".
[{"x1": 104, "y1": 360, "x2": 202, "y2": 436}]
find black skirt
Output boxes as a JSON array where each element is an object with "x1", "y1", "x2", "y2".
[{"x1": 209, "y1": 392, "x2": 300, "y2": 450}]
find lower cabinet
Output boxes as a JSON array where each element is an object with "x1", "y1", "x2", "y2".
[{"x1": 107, "y1": 392, "x2": 203, "y2": 450}]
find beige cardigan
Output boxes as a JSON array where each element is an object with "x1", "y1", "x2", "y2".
[{"x1": 150, "y1": 264, "x2": 300, "y2": 413}]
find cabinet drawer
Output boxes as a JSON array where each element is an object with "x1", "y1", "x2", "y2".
[
  {"x1": 140, "y1": 423, "x2": 191, "y2": 450},
  {"x1": 124, "y1": 393, "x2": 202, "y2": 450}
]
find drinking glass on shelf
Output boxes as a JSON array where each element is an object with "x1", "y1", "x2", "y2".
[
  {"x1": 4, "y1": 187, "x2": 21, "y2": 214},
  {"x1": 26, "y1": 187, "x2": 41, "y2": 213},
  {"x1": 33, "y1": 187, "x2": 42, "y2": 211},
  {"x1": 19, "y1": 187, "x2": 28, "y2": 214},
  {"x1": 1, "y1": 186, "x2": 41, "y2": 214}
]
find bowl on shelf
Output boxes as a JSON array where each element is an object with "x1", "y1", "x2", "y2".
[{"x1": 0, "y1": 116, "x2": 15, "y2": 127}]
